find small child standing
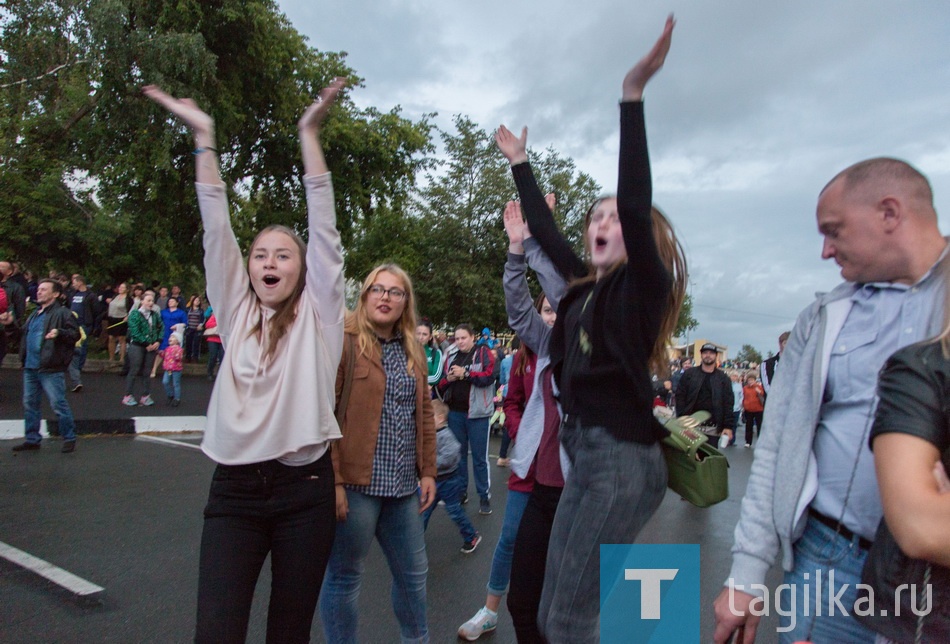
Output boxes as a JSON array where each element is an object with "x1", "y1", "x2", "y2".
[
  {"x1": 162, "y1": 329, "x2": 185, "y2": 406},
  {"x1": 421, "y1": 399, "x2": 482, "y2": 553}
]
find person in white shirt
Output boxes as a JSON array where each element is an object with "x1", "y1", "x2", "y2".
[{"x1": 144, "y1": 79, "x2": 346, "y2": 644}]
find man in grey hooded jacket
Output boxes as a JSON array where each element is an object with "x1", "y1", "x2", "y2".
[{"x1": 713, "y1": 158, "x2": 949, "y2": 643}]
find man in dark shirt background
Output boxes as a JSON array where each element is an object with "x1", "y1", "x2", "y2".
[{"x1": 676, "y1": 343, "x2": 734, "y2": 443}]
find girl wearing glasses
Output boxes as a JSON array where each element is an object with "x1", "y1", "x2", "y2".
[
  {"x1": 320, "y1": 263, "x2": 437, "y2": 644},
  {"x1": 495, "y1": 17, "x2": 688, "y2": 642},
  {"x1": 144, "y1": 80, "x2": 346, "y2": 643}
]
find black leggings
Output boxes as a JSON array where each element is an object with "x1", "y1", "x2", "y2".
[
  {"x1": 507, "y1": 483, "x2": 562, "y2": 643},
  {"x1": 195, "y1": 453, "x2": 336, "y2": 644},
  {"x1": 744, "y1": 411, "x2": 764, "y2": 445}
]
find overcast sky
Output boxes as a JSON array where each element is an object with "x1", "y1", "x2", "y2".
[{"x1": 278, "y1": 0, "x2": 950, "y2": 357}]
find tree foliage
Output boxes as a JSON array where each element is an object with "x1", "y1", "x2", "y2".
[
  {"x1": 675, "y1": 292, "x2": 699, "y2": 339},
  {"x1": 0, "y1": 0, "x2": 431, "y2": 288},
  {"x1": 735, "y1": 344, "x2": 763, "y2": 365}
]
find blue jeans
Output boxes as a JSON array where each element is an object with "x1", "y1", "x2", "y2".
[
  {"x1": 196, "y1": 455, "x2": 336, "y2": 644},
  {"x1": 162, "y1": 370, "x2": 182, "y2": 401},
  {"x1": 487, "y1": 488, "x2": 530, "y2": 596},
  {"x1": 539, "y1": 422, "x2": 667, "y2": 644},
  {"x1": 68, "y1": 325, "x2": 90, "y2": 386},
  {"x1": 448, "y1": 411, "x2": 490, "y2": 501},
  {"x1": 421, "y1": 475, "x2": 477, "y2": 542},
  {"x1": 778, "y1": 515, "x2": 876, "y2": 644},
  {"x1": 23, "y1": 369, "x2": 75, "y2": 443},
  {"x1": 320, "y1": 490, "x2": 429, "y2": 643}
]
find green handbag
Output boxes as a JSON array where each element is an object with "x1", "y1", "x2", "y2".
[{"x1": 660, "y1": 411, "x2": 730, "y2": 508}]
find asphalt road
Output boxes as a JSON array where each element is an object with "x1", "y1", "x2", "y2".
[{"x1": 1, "y1": 365, "x2": 783, "y2": 642}]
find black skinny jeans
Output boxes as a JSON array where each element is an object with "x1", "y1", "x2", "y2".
[
  {"x1": 507, "y1": 483, "x2": 563, "y2": 644},
  {"x1": 195, "y1": 452, "x2": 335, "y2": 644},
  {"x1": 744, "y1": 410, "x2": 764, "y2": 445}
]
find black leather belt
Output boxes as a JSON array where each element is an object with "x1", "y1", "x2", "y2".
[{"x1": 809, "y1": 508, "x2": 873, "y2": 551}]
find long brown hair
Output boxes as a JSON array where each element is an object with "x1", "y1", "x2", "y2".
[
  {"x1": 576, "y1": 197, "x2": 688, "y2": 376},
  {"x1": 345, "y1": 263, "x2": 425, "y2": 374},
  {"x1": 247, "y1": 225, "x2": 307, "y2": 362}
]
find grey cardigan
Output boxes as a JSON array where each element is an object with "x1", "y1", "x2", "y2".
[
  {"x1": 727, "y1": 247, "x2": 949, "y2": 594},
  {"x1": 504, "y1": 237, "x2": 570, "y2": 481}
]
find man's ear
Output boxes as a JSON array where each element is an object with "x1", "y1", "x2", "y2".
[{"x1": 880, "y1": 196, "x2": 902, "y2": 233}]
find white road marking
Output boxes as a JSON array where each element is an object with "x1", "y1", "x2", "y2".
[
  {"x1": 0, "y1": 420, "x2": 47, "y2": 441},
  {"x1": 136, "y1": 434, "x2": 203, "y2": 451},
  {"x1": 133, "y1": 416, "x2": 206, "y2": 433},
  {"x1": 0, "y1": 540, "x2": 104, "y2": 597}
]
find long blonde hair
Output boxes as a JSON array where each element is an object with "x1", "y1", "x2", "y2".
[
  {"x1": 247, "y1": 225, "x2": 307, "y2": 362},
  {"x1": 577, "y1": 198, "x2": 688, "y2": 376},
  {"x1": 345, "y1": 263, "x2": 425, "y2": 374}
]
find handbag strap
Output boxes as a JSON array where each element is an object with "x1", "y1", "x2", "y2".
[{"x1": 335, "y1": 334, "x2": 356, "y2": 427}]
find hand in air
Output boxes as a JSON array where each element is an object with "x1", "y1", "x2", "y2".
[
  {"x1": 503, "y1": 200, "x2": 526, "y2": 248},
  {"x1": 495, "y1": 125, "x2": 528, "y2": 165},
  {"x1": 298, "y1": 77, "x2": 347, "y2": 132},
  {"x1": 622, "y1": 14, "x2": 675, "y2": 101},
  {"x1": 142, "y1": 86, "x2": 214, "y2": 137}
]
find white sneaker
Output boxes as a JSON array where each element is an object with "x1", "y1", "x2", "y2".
[{"x1": 458, "y1": 606, "x2": 497, "y2": 641}]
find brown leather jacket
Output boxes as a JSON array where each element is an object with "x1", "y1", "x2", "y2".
[{"x1": 331, "y1": 332, "x2": 437, "y2": 486}]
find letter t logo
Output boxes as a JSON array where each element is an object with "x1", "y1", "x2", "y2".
[{"x1": 625, "y1": 569, "x2": 678, "y2": 619}]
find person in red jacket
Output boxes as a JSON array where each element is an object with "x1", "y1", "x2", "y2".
[{"x1": 741, "y1": 373, "x2": 765, "y2": 447}]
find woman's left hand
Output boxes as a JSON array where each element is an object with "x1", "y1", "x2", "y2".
[{"x1": 418, "y1": 476, "x2": 436, "y2": 513}]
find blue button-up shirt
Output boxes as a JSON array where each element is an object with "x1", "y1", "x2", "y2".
[
  {"x1": 813, "y1": 256, "x2": 946, "y2": 540},
  {"x1": 24, "y1": 308, "x2": 47, "y2": 369}
]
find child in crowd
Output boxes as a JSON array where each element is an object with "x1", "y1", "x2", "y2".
[
  {"x1": 162, "y1": 328, "x2": 185, "y2": 406},
  {"x1": 421, "y1": 399, "x2": 482, "y2": 554}
]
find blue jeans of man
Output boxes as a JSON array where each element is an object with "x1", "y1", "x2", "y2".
[
  {"x1": 23, "y1": 369, "x2": 75, "y2": 444},
  {"x1": 421, "y1": 474, "x2": 477, "y2": 542},
  {"x1": 538, "y1": 422, "x2": 667, "y2": 644},
  {"x1": 196, "y1": 454, "x2": 336, "y2": 644},
  {"x1": 68, "y1": 324, "x2": 90, "y2": 386},
  {"x1": 778, "y1": 514, "x2": 876, "y2": 643},
  {"x1": 448, "y1": 411, "x2": 490, "y2": 501},
  {"x1": 487, "y1": 488, "x2": 530, "y2": 596},
  {"x1": 320, "y1": 490, "x2": 429, "y2": 643},
  {"x1": 162, "y1": 370, "x2": 181, "y2": 401}
]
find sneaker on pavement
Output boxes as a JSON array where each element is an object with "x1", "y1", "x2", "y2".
[
  {"x1": 71, "y1": 383, "x2": 83, "y2": 393},
  {"x1": 460, "y1": 533, "x2": 482, "y2": 555},
  {"x1": 122, "y1": 395, "x2": 137, "y2": 406},
  {"x1": 61, "y1": 440, "x2": 76, "y2": 454},
  {"x1": 460, "y1": 492, "x2": 468, "y2": 505},
  {"x1": 12, "y1": 442, "x2": 41, "y2": 452},
  {"x1": 479, "y1": 498, "x2": 492, "y2": 515},
  {"x1": 139, "y1": 395, "x2": 155, "y2": 407},
  {"x1": 745, "y1": 443, "x2": 752, "y2": 448},
  {"x1": 458, "y1": 605, "x2": 497, "y2": 640}
]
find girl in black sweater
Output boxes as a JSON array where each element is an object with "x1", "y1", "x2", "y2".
[{"x1": 495, "y1": 16, "x2": 687, "y2": 643}]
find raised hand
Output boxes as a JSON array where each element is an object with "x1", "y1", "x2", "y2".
[
  {"x1": 298, "y1": 77, "x2": 347, "y2": 133},
  {"x1": 622, "y1": 14, "x2": 675, "y2": 101},
  {"x1": 142, "y1": 86, "x2": 214, "y2": 139},
  {"x1": 503, "y1": 200, "x2": 526, "y2": 252},
  {"x1": 495, "y1": 125, "x2": 528, "y2": 165}
]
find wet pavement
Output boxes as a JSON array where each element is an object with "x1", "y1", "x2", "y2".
[{"x1": 1, "y1": 364, "x2": 783, "y2": 642}]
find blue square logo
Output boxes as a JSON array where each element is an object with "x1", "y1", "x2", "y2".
[{"x1": 600, "y1": 544, "x2": 700, "y2": 643}]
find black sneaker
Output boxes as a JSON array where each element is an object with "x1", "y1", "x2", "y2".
[
  {"x1": 12, "y1": 442, "x2": 40, "y2": 452},
  {"x1": 460, "y1": 492, "x2": 468, "y2": 505},
  {"x1": 61, "y1": 441, "x2": 76, "y2": 454},
  {"x1": 460, "y1": 533, "x2": 482, "y2": 554},
  {"x1": 71, "y1": 383, "x2": 83, "y2": 393},
  {"x1": 479, "y1": 498, "x2": 492, "y2": 515}
]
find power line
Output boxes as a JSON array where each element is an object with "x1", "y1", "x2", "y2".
[{"x1": 693, "y1": 302, "x2": 796, "y2": 321}]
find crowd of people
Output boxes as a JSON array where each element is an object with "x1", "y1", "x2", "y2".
[{"x1": 3, "y1": 14, "x2": 948, "y2": 644}]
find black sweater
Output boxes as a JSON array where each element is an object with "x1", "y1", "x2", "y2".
[{"x1": 511, "y1": 101, "x2": 671, "y2": 444}]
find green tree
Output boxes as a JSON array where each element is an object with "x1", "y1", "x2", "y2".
[
  {"x1": 406, "y1": 116, "x2": 601, "y2": 330},
  {"x1": 0, "y1": 0, "x2": 431, "y2": 288},
  {"x1": 735, "y1": 344, "x2": 763, "y2": 365},
  {"x1": 675, "y1": 292, "x2": 699, "y2": 338}
]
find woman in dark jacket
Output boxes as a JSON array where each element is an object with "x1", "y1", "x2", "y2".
[{"x1": 494, "y1": 18, "x2": 688, "y2": 642}]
